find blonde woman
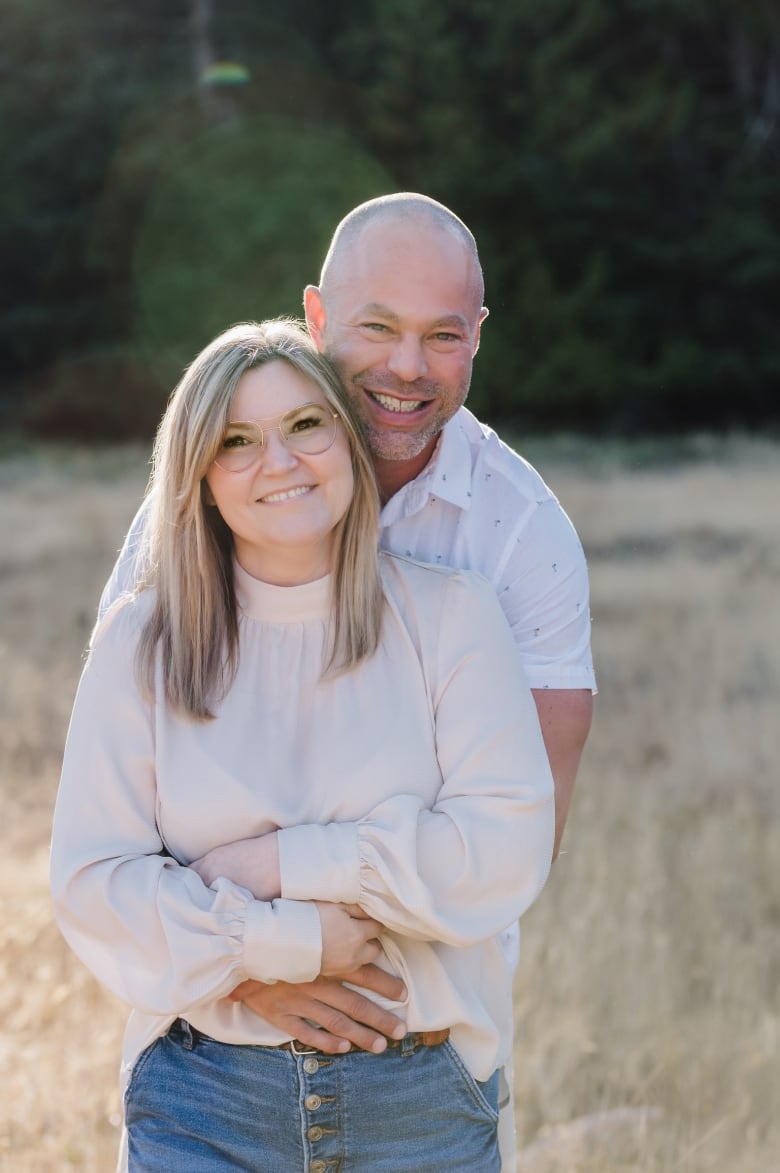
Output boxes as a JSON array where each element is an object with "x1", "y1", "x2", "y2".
[{"x1": 51, "y1": 319, "x2": 555, "y2": 1172}]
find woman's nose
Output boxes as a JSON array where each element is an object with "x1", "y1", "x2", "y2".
[{"x1": 257, "y1": 427, "x2": 299, "y2": 472}]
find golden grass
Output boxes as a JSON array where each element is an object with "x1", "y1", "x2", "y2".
[{"x1": 1, "y1": 440, "x2": 777, "y2": 1171}]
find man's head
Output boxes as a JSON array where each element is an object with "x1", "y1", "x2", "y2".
[{"x1": 304, "y1": 193, "x2": 488, "y2": 493}]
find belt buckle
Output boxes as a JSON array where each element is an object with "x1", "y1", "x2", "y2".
[{"x1": 290, "y1": 1038, "x2": 319, "y2": 1056}]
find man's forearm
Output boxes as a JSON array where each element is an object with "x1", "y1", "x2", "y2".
[{"x1": 531, "y1": 687, "x2": 593, "y2": 859}]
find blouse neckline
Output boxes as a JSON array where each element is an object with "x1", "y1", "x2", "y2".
[{"x1": 233, "y1": 559, "x2": 331, "y2": 623}]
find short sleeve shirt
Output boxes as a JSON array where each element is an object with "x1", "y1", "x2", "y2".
[{"x1": 378, "y1": 407, "x2": 596, "y2": 693}]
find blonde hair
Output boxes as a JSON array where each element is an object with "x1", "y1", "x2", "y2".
[{"x1": 136, "y1": 319, "x2": 384, "y2": 720}]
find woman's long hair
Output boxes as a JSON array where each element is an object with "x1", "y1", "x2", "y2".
[{"x1": 135, "y1": 319, "x2": 384, "y2": 720}]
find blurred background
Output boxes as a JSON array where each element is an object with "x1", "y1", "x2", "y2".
[
  {"x1": 1, "y1": 3, "x2": 779, "y2": 1171},
  {"x1": 2, "y1": 0, "x2": 779, "y2": 444}
]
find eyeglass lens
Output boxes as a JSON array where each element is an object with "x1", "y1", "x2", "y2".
[{"x1": 214, "y1": 404, "x2": 337, "y2": 471}]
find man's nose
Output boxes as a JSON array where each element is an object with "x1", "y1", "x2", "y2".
[{"x1": 386, "y1": 335, "x2": 427, "y2": 383}]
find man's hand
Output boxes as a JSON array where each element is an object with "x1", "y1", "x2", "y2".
[
  {"x1": 228, "y1": 964, "x2": 408, "y2": 1055},
  {"x1": 190, "y1": 832, "x2": 280, "y2": 900}
]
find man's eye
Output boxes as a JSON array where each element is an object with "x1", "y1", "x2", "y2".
[
  {"x1": 433, "y1": 332, "x2": 460, "y2": 343},
  {"x1": 361, "y1": 322, "x2": 390, "y2": 333}
]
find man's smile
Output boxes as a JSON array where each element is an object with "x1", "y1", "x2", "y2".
[{"x1": 369, "y1": 391, "x2": 428, "y2": 414}]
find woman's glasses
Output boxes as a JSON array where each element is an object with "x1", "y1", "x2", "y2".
[{"x1": 213, "y1": 403, "x2": 340, "y2": 472}]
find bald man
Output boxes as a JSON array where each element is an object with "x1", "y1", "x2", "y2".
[{"x1": 100, "y1": 193, "x2": 595, "y2": 1164}]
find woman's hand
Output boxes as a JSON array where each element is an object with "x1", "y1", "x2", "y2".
[
  {"x1": 316, "y1": 902, "x2": 383, "y2": 977},
  {"x1": 190, "y1": 832, "x2": 280, "y2": 901}
]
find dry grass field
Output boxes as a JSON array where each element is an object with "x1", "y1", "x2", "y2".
[{"x1": 1, "y1": 438, "x2": 778, "y2": 1172}]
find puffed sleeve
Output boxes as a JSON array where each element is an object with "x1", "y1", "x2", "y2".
[
  {"x1": 278, "y1": 569, "x2": 555, "y2": 945},
  {"x1": 50, "y1": 600, "x2": 322, "y2": 1014}
]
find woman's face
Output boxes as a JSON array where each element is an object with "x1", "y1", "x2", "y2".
[{"x1": 205, "y1": 360, "x2": 354, "y2": 585}]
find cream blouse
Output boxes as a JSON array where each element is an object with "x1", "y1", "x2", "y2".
[{"x1": 51, "y1": 552, "x2": 554, "y2": 1087}]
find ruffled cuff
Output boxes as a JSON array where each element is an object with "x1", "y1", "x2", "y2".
[{"x1": 242, "y1": 897, "x2": 323, "y2": 984}]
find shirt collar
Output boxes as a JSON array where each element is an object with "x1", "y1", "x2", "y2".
[{"x1": 379, "y1": 409, "x2": 474, "y2": 527}]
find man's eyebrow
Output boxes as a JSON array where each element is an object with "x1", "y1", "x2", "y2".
[
  {"x1": 354, "y1": 303, "x2": 400, "y2": 323},
  {"x1": 429, "y1": 314, "x2": 470, "y2": 332},
  {"x1": 354, "y1": 304, "x2": 470, "y2": 331}
]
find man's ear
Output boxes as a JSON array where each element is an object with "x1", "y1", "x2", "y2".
[
  {"x1": 472, "y1": 305, "x2": 489, "y2": 356},
  {"x1": 304, "y1": 285, "x2": 327, "y2": 353}
]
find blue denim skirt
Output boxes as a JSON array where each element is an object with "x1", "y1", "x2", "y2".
[{"x1": 124, "y1": 1019, "x2": 500, "y2": 1172}]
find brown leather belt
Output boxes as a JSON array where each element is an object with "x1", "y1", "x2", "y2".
[
  {"x1": 275, "y1": 1030, "x2": 450, "y2": 1055},
  {"x1": 174, "y1": 1021, "x2": 450, "y2": 1054}
]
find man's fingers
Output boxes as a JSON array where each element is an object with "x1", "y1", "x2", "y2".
[
  {"x1": 276, "y1": 1017, "x2": 353, "y2": 1055},
  {"x1": 227, "y1": 979, "x2": 259, "y2": 1002},
  {"x1": 228, "y1": 975, "x2": 407, "y2": 1051},
  {"x1": 302, "y1": 979, "x2": 406, "y2": 1044},
  {"x1": 299, "y1": 998, "x2": 402, "y2": 1053},
  {"x1": 329, "y1": 987, "x2": 407, "y2": 1042},
  {"x1": 337, "y1": 963, "x2": 407, "y2": 1003}
]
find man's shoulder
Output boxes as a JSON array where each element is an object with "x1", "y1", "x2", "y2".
[
  {"x1": 379, "y1": 549, "x2": 493, "y2": 608},
  {"x1": 89, "y1": 586, "x2": 155, "y2": 657},
  {"x1": 447, "y1": 408, "x2": 556, "y2": 506}
]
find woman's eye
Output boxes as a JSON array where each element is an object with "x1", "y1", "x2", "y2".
[
  {"x1": 289, "y1": 417, "x2": 319, "y2": 435},
  {"x1": 222, "y1": 433, "x2": 249, "y2": 450}
]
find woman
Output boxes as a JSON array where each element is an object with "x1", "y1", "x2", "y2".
[{"x1": 51, "y1": 319, "x2": 555, "y2": 1172}]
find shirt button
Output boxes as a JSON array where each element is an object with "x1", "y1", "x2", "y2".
[
  {"x1": 303, "y1": 1057, "x2": 319, "y2": 1074},
  {"x1": 310, "y1": 1162, "x2": 327, "y2": 1173},
  {"x1": 304, "y1": 1093, "x2": 322, "y2": 1111},
  {"x1": 307, "y1": 1126, "x2": 324, "y2": 1141}
]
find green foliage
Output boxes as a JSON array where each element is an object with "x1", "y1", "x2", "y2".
[
  {"x1": 131, "y1": 117, "x2": 391, "y2": 389},
  {"x1": 1, "y1": 0, "x2": 778, "y2": 438}
]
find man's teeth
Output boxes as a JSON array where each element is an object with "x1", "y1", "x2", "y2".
[
  {"x1": 372, "y1": 392, "x2": 424, "y2": 414},
  {"x1": 261, "y1": 486, "x2": 312, "y2": 503}
]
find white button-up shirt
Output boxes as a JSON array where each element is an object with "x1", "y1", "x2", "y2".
[{"x1": 378, "y1": 407, "x2": 595, "y2": 692}]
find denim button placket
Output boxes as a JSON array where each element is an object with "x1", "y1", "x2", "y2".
[{"x1": 299, "y1": 1052, "x2": 340, "y2": 1171}]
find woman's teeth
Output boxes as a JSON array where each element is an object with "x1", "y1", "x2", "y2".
[{"x1": 260, "y1": 486, "x2": 312, "y2": 503}]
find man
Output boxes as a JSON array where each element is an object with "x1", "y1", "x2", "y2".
[{"x1": 101, "y1": 192, "x2": 595, "y2": 1159}]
